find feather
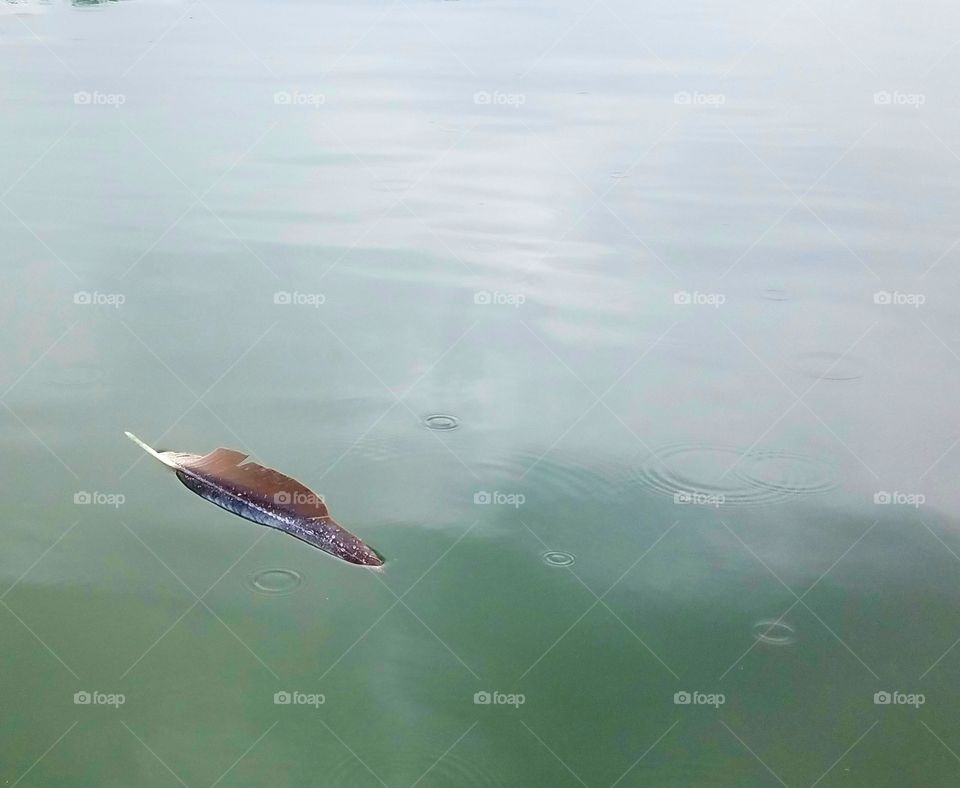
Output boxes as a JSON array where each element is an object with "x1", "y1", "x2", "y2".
[{"x1": 125, "y1": 432, "x2": 383, "y2": 566}]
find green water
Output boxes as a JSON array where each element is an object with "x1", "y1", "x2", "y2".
[{"x1": 3, "y1": 0, "x2": 960, "y2": 785}]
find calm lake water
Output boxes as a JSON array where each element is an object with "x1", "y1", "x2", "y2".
[{"x1": 3, "y1": 0, "x2": 960, "y2": 785}]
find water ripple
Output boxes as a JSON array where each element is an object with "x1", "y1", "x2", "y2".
[
  {"x1": 542, "y1": 550, "x2": 576, "y2": 567},
  {"x1": 247, "y1": 568, "x2": 302, "y2": 595},
  {"x1": 634, "y1": 443, "x2": 839, "y2": 506},
  {"x1": 503, "y1": 452, "x2": 635, "y2": 502},
  {"x1": 752, "y1": 620, "x2": 796, "y2": 646},
  {"x1": 424, "y1": 414, "x2": 460, "y2": 431},
  {"x1": 792, "y1": 351, "x2": 865, "y2": 382}
]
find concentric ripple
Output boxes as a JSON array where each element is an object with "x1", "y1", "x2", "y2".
[
  {"x1": 792, "y1": 351, "x2": 865, "y2": 382},
  {"x1": 349, "y1": 432, "x2": 408, "y2": 463},
  {"x1": 735, "y1": 450, "x2": 839, "y2": 498},
  {"x1": 424, "y1": 414, "x2": 459, "y2": 431},
  {"x1": 542, "y1": 550, "x2": 576, "y2": 567},
  {"x1": 247, "y1": 568, "x2": 302, "y2": 595},
  {"x1": 761, "y1": 288, "x2": 789, "y2": 301},
  {"x1": 503, "y1": 452, "x2": 635, "y2": 503},
  {"x1": 634, "y1": 443, "x2": 839, "y2": 506},
  {"x1": 752, "y1": 620, "x2": 796, "y2": 646}
]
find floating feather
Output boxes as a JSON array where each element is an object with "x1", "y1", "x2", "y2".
[{"x1": 125, "y1": 432, "x2": 383, "y2": 566}]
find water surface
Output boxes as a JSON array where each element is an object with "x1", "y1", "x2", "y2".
[{"x1": 3, "y1": 0, "x2": 960, "y2": 785}]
